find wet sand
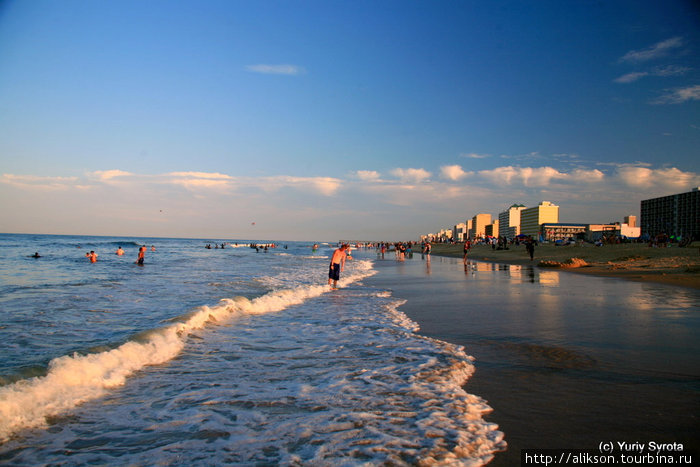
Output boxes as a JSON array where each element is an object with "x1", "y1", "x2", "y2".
[
  {"x1": 429, "y1": 242, "x2": 700, "y2": 289},
  {"x1": 364, "y1": 253, "x2": 700, "y2": 466}
]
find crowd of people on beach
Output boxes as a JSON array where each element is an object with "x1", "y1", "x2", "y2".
[{"x1": 415, "y1": 235, "x2": 540, "y2": 262}]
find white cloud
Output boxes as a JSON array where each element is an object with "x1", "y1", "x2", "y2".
[
  {"x1": 267, "y1": 176, "x2": 342, "y2": 196},
  {"x1": 460, "y1": 152, "x2": 490, "y2": 159},
  {"x1": 614, "y1": 71, "x2": 649, "y2": 84},
  {"x1": 390, "y1": 167, "x2": 431, "y2": 183},
  {"x1": 519, "y1": 167, "x2": 569, "y2": 186},
  {"x1": 3, "y1": 163, "x2": 698, "y2": 239},
  {"x1": 245, "y1": 64, "x2": 305, "y2": 75},
  {"x1": 479, "y1": 166, "x2": 518, "y2": 184},
  {"x1": 478, "y1": 166, "x2": 569, "y2": 186},
  {"x1": 651, "y1": 85, "x2": 700, "y2": 104},
  {"x1": 305, "y1": 177, "x2": 342, "y2": 196},
  {"x1": 616, "y1": 166, "x2": 654, "y2": 187},
  {"x1": 168, "y1": 171, "x2": 233, "y2": 180},
  {"x1": 169, "y1": 178, "x2": 232, "y2": 189},
  {"x1": 476, "y1": 166, "x2": 606, "y2": 187},
  {"x1": 440, "y1": 165, "x2": 470, "y2": 181},
  {"x1": 614, "y1": 66, "x2": 690, "y2": 84},
  {"x1": 654, "y1": 65, "x2": 691, "y2": 77},
  {"x1": 90, "y1": 169, "x2": 134, "y2": 181},
  {"x1": 614, "y1": 165, "x2": 700, "y2": 189},
  {"x1": 0, "y1": 174, "x2": 79, "y2": 190},
  {"x1": 164, "y1": 172, "x2": 234, "y2": 191},
  {"x1": 354, "y1": 170, "x2": 381, "y2": 181},
  {"x1": 619, "y1": 37, "x2": 683, "y2": 63},
  {"x1": 570, "y1": 169, "x2": 605, "y2": 183}
]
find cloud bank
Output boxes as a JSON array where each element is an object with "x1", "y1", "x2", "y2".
[{"x1": 2, "y1": 162, "x2": 698, "y2": 239}]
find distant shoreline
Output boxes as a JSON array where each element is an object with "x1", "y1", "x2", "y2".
[{"x1": 427, "y1": 242, "x2": 700, "y2": 289}]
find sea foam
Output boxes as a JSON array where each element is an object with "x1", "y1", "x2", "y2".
[{"x1": 0, "y1": 260, "x2": 375, "y2": 441}]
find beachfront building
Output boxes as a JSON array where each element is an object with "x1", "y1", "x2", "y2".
[
  {"x1": 587, "y1": 223, "x2": 621, "y2": 241},
  {"x1": 641, "y1": 188, "x2": 699, "y2": 240},
  {"x1": 520, "y1": 201, "x2": 559, "y2": 239},
  {"x1": 498, "y1": 204, "x2": 526, "y2": 239},
  {"x1": 541, "y1": 223, "x2": 587, "y2": 242},
  {"x1": 485, "y1": 219, "x2": 499, "y2": 237},
  {"x1": 469, "y1": 213, "x2": 492, "y2": 240},
  {"x1": 541, "y1": 220, "x2": 641, "y2": 242},
  {"x1": 620, "y1": 217, "x2": 641, "y2": 239},
  {"x1": 436, "y1": 228, "x2": 453, "y2": 242},
  {"x1": 453, "y1": 223, "x2": 467, "y2": 242},
  {"x1": 588, "y1": 220, "x2": 640, "y2": 241}
]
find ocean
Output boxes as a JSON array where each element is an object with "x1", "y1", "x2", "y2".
[{"x1": 0, "y1": 234, "x2": 504, "y2": 466}]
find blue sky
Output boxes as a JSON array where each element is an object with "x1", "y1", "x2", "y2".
[{"x1": 1, "y1": 0, "x2": 699, "y2": 241}]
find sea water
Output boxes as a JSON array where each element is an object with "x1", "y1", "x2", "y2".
[{"x1": 0, "y1": 234, "x2": 504, "y2": 465}]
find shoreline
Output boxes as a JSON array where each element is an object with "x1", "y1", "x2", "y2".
[
  {"x1": 364, "y1": 253, "x2": 700, "y2": 466},
  {"x1": 426, "y1": 242, "x2": 700, "y2": 289}
]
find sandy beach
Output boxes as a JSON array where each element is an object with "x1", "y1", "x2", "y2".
[
  {"x1": 428, "y1": 242, "x2": 700, "y2": 289},
  {"x1": 365, "y1": 253, "x2": 700, "y2": 466}
]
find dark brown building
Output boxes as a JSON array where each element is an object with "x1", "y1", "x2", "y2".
[{"x1": 640, "y1": 188, "x2": 699, "y2": 240}]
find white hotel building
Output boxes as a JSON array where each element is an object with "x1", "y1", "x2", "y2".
[{"x1": 498, "y1": 204, "x2": 526, "y2": 239}]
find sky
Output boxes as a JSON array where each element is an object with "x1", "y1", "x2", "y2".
[{"x1": 1, "y1": 0, "x2": 699, "y2": 241}]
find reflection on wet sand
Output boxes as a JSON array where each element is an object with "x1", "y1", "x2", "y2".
[{"x1": 367, "y1": 253, "x2": 700, "y2": 467}]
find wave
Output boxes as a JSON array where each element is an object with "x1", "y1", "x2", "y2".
[
  {"x1": 0, "y1": 261, "x2": 376, "y2": 442},
  {"x1": 68, "y1": 240, "x2": 143, "y2": 249}
]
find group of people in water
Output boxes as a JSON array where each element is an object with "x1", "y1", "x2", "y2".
[
  {"x1": 204, "y1": 243, "x2": 227, "y2": 249},
  {"x1": 81, "y1": 245, "x2": 150, "y2": 265},
  {"x1": 30, "y1": 245, "x2": 152, "y2": 265},
  {"x1": 204, "y1": 242, "x2": 283, "y2": 252}
]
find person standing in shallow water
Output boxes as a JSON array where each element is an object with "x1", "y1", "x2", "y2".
[
  {"x1": 137, "y1": 246, "x2": 146, "y2": 265},
  {"x1": 328, "y1": 244, "x2": 348, "y2": 289}
]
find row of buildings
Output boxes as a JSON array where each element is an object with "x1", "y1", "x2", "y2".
[{"x1": 422, "y1": 188, "x2": 699, "y2": 244}]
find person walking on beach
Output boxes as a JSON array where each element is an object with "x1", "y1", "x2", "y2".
[
  {"x1": 526, "y1": 239, "x2": 535, "y2": 261},
  {"x1": 463, "y1": 240, "x2": 471, "y2": 264},
  {"x1": 137, "y1": 246, "x2": 146, "y2": 265},
  {"x1": 328, "y1": 244, "x2": 348, "y2": 289}
]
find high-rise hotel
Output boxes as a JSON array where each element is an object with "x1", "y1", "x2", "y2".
[
  {"x1": 498, "y1": 204, "x2": 526, "y2": 238},
  {"x1": 520, "y1": 201, "x2": 560, "y2": 238},
  {"x1": 641, "y1": 188, "x2": 699, "y2": 239}
]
